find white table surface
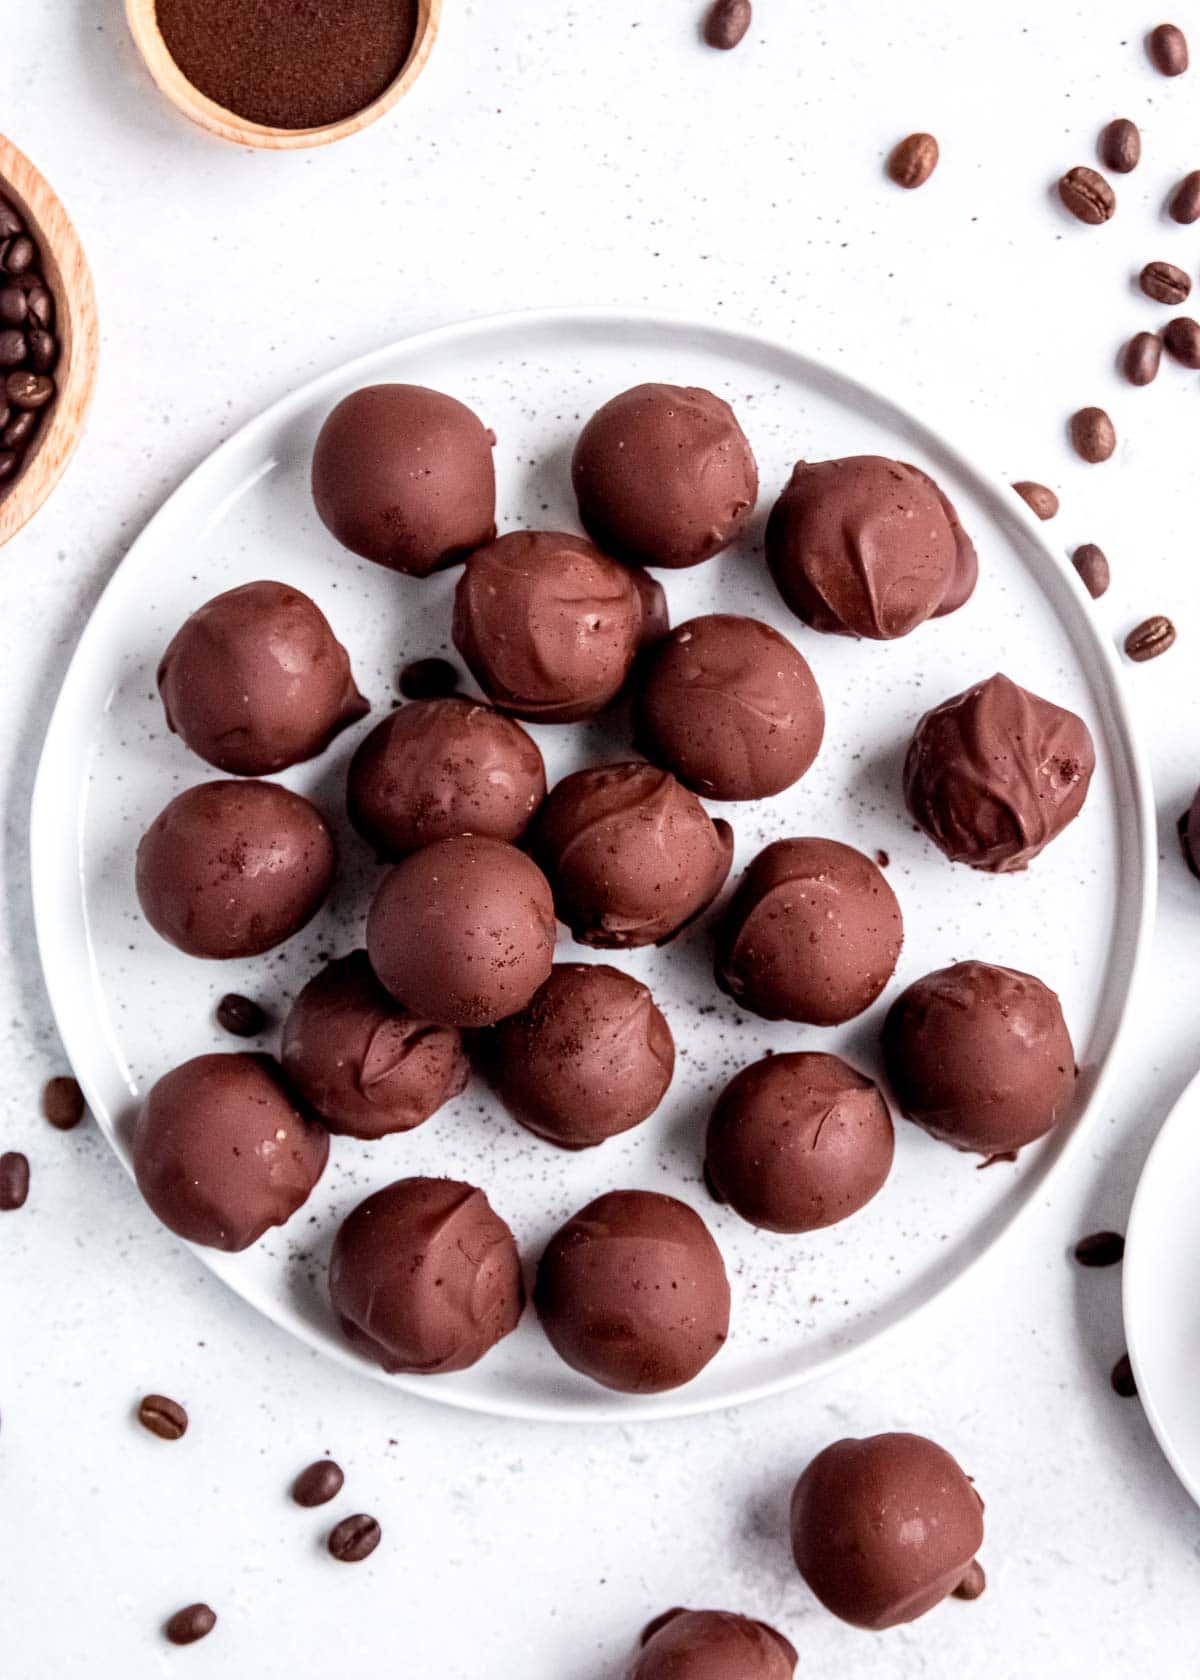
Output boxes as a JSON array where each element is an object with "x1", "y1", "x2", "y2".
[{"x1": 3, "y1": 3, "x2": 1200, "y2": 1674}]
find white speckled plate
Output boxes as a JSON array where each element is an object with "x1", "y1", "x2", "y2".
[{"x1": 31, "y1": 307, "x2": 1154, "y2": 1422}]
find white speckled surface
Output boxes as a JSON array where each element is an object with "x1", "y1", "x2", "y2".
[{"x1": 3, "y1": 1, "x2": 1200, "y2": 1672}]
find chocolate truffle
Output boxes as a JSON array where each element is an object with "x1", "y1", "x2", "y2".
[
  {"x1": 532, "y1": 763, "x2": 734, "y2": 948},
  {"x1": 157, "y1": 580, "x2": 368, "y2": 776},
  {"x1": 903, "y1": 462, "x2": 979, "y2": 616},
  {"x1": 790, "y1": 1433, "x2": 985, "y2": 1630},
  {"x1": 630, "y1": 1610, "x2": 797, "y2": 1680},
  {"x1": 636, "y1": 614, "x2": 824, "y2": 801},
  {"x1": 487, "y1": 963, "x2": 674, "y2": 1149},
  {"x1": 766, "y1": 456, "x2": 967, "y2": 638},
  {"x1": 135, "y1": 780, "x2": 336, "y2": 959},
  {"x1": 311, "y1": 383, "x2": 496, "y2": 576},
  {"x1": 132, "y1": 1053, "x2": 329, "y2": 1252},
  {"x1": 534, "y1": 1190, "x2": 730, "y2": 1393},
  {"x1": 452, "y1": 530, "x2": 666, "y2": 723},
  {"x1": 705, "y1": 1052, "x2": 894, "y2": 1233},
  {"x1": 347, "y1": 697, "x2": 546, "y2": 859},
  {"x1": 329, "y1": 1177, "x2": 524, "y2": 1374},
  {"x1": 281, "y1": 950, "x2": 468, "y2": 1139},
  {"x1": 572, "y1": 383, "x2": 758, "y2": 569},
  {"x1": 715, "y1": 838, "x2": 902, "y2": 1024},
  {"x1": 904, "y1": 673, "x2": 1095, "y2": 872},
  {"x1": 366, "y1": 835, "x2": 556, "y2": 1028},
  {"x1": 883, "y1": 960, "x2": 1076, "y2": 1155}
]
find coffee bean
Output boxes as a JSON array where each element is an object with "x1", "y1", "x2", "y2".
[
  {"x1": 1168, "y1": 170, "x2": 1200, "y2": 223},
  {"x1": 328, "y1": 1513, "x2": 381, "y2": 1562},
  {"x1": 1123, "y1": 331, "x2": 1162, "y2": 385},
  {"x1": 888, "y1": 132, "x2": 939, "y2": 189},
  {"x1": 1012, "y1": 480, "x2": 1058, "y2": 520},
  {"x1": 1069, "y1": 406, "x2": 1116, "y2": 463},
  {"x1": 28, "y1": 331, "x2": 56, "y2": 374},
  {"x1": 0, "y1": 236, "x2": 35, "y2": 275},
  {"x1": 5, "y1": 371, "x2": 54, "y2": 410},
  {"x1": 0, "y1": 330, "x2": 26, "y2": 368},
  {"x1": 292, "y1": 1458, "x2": 345, "y2": 1507},
  {"x1": 215, "y1": 992, "x2": 268, "y2": 1037},
  {"x1": 1111, "y1": 1352, "x2": 1138, "y2": 1398},
  {"x1": 0, "y1": 198, "x2": 23, "y2": 240},
  {"x1": 703, "y1": 0, "x2": 751, "y2": 49},
  {"x1": 0, "y1": 1152, "x2": 30, "y2": 1210},
  {"x1": 399, "y1": 656, "x2": 460, "y2": 700},
  {"x1": 42, "y1": 1076, "x2": 85, "y2": 1131},
  {"x1": 953, "y1": 1560, "x2": 987, "y2": 1601},
  {"x1": 1073, "y1": 1229, "x2": 1125, "y2": 1267},
  {"x1": 0, "y1": 450, "x2": 16, "y2": 483},
  {"x1": 24, "y1": 284, "x2": 52, "y2": 330},
  {"x1": 164, "y1": 1604, "x2": 216, "y2": 1646},
  {"x1": 1125, "y1": 614, "x2": 1175, "y2": 662},
  {"x1": 1163, "y1": 316, "x2": 1200, "y2": 366},
  {"x1": 1072, "y1": 544, "x2": 1111, "y2": 599},
  {"x1": 1140, "y1": 260, "x2": 1191, "y2": 304},
  {"x1": 1058, "y1": 166, "x2": 1116, "y2": 224},
  {"x1": 3, "y1": 410, "x2": 38, "y2": 450},
  {"x1": 0, "y1": 286, "x2": 27, "y2": 326},
  {"x1": 1148, "y1": 22, "x2": 1188, "y2": 75},
  {"x1": 137, "y1": 1393, "x2": 189, "y2": 1440},
  {"x1": 1099, "y1": 118, "x2": 1140, "y2": 174}
]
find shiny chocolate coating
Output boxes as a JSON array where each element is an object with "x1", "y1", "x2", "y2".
[
  {"x1": 903, "y1": 462, "x2": 979, "y2": 616},
  {"x1": 630, "y1": 1609, "x2": 797, "y2": 1680}
]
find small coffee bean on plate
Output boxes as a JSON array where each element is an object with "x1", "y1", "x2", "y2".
[
  {"x1": 137, "y1": 1393, "x2": 189, "y2": 1440},
  {"x1": 1058, "y1": 166, "x2": 1116, "y2": 224},
  {"x1": 0, "y1": 1151, "x2": 30, "y2": 1210},
  {"x1": 292, "y1": 1458, "x2": 345, "y2": 1508},
  {"x1": 1123, "y1": 331, "x2": 1162, "y2": 386},
  {"x1": 1140, "y1": 260, "x2": 1190, "y2": 304},
  {"x1": 1099, "y1": 118, "x2": 1140, "y2": 174},
  {"x1": 1072, "y1": 544, "x2": 1111, "y2": 598},
  {"x1": 399, "y1": 656, "x2": 459, "y2": 700},
  {"x1": 0, "y1": 235, "x2": 35, "y2": 275},
  {"x1": 215, "y1": 992, "x2": 268, "y2": 1037},
  {"x1": 702, "y1": 0, "x2": 751, "y2": 50},
  {"x1": 5, "y1": 370, "x2": 54, "y2": 410},
  {"x1": 0, "y1": 329, "x2": 27, "y2": 368},
  {"x1": 0, "y1": 286, "x2": 26, "y2": 326},
  {"x1": 42, "y1": 1075, "x2": 85, "y2": 1131},
  {"x1": 953, "y1": 1560, "x2": 987, "y2": 1601},
  {"x1": 3, "y1": 409, "x2": 38, "y2": 450},
  {"x1": 1168, "y1": 170, "x2": 1200, "y2": 224},
  {"x1": 328, "y1": 1512, "x2": 382, "y2": 1562},
  {"x1": 1069, "y1": 407, "x2": 1116, "y2": 462},
  {"x1": 1111, "y1": 1353, "x2": 1138, "y2": 1398},
  {"x1": 164, "y1": 1604, "x2": 216, "y2": 1646},
  {"x1": 1012, "y1": 480, "x2": 1058, "y2": 519},
  {"x1": 1125, "y1": 614, "x2": 1176, "y2": 662},
  {"x1": 1163, "y1": 316, "x2": 1200, "y2": 366},
  {"x1": 1073, "y1": 1230, "x2": 1125, "y2": 1267},
  {"x1": 1148, "y1": 22, "x2": 1188, "y2": 75},
  {"x1": 888, "y1": 132, "x2": 939, "y2": 189}
]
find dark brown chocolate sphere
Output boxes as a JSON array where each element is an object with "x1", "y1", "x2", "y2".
[
  {"x1": 883, "y1": 960, "x2": 1076, "y2": 1155},
  {"x1": 135, "y1": 780, "x2": 336, "y2": 959},
  {"x1": 487, "y1": 963, "x2": 674, "y2": 1149},
  {"x1": 366, "y1": 835, "x2": 556, "y2": 1028},
  {"x1": 132, "y1": 1054, "x2": 329, "y2": 1252},
  {"x1": 766, "y1": 456, "x2": 966, "y2": 638},
  {"x1": 157, "y1": 580, "x2": 368, "y2": 776},
  {"x1": 705, "y1": 1052, "x2": 894, "y2": 1232},
  {"x1": 346, "y1": 697, "x2": 546, "y2": 859},
  {"x1": 534, "y1": 1190, "x2": 730, "y2": 1393},
  {"x1": 329, "y1": 1178, "x2": 524, "y2": 1374},
  {"x1": 636, "y1": 614, "x2": 824, "y2": 801},
  {"x1": 532, "y1": 762, "x2": 734, "y2": 948},
  {"x1": 281, "y1": 951, "x2": 468, "y2": 1139},
  {"x1": 630, "y1": 1610, "x2": 797, "y2": 1680},
  {"x1": 716, "y1": 838, "x2": 902, "y2": 1024},
  {"x1": 312, "y1": 383, "x2": 496, "y2": 576},
  {"x1": 452, "y1": 530, "x2": 666, "y2": 723},
  {"x1": 572, "y1": 383, "x2": 758, "y2": 569},
  {"x1": 904, "y1": 673, "x2": 1095, "y2": 872},
  {"x1": 790, "y1": 1433, "x2": 985, "y2": 1629}
]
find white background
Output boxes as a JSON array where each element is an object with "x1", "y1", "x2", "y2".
[{"x1": 3, "y1": 2, "x2": 1200, "y2": 1674}]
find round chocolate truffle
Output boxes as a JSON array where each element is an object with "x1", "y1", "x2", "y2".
[
  {"x1": 311, "y1": 383, "x2": 496, "y2": 576},
  {"x1": 329, "y1": 1177, "x2": 524, "y2": 1374},
  {"x1": 135, "y1": 780, "x2": 336, "y2": 959},
  {"x1": 452, "y1": 530, "x2": 666, "y2": 723},
  {"x1": 630, "y1": 1610, "x2": 797, "y2": 1680},
  {"x1": 132, "y1": 1053, "x2": 329, "y2": 1252},
  {"x1": 715, "y1": 838, "x2": 902, "y2": 1024},
  {"x1": 572, "y1": 383, "x2": 758, "y2": 569},
  {"x1": 347, "y1": 697, "x2": 546, "y2": 859},
  {"x1": 366, "y1": 835, "x2": 556, "y2": 1028},
  {"x1": 883, "y1": 960, "x2": 1076, "y2": 1155},
  {"x1": 904, "y1": 672, "x2": 1095, "y2": 872},
  {"x1": 532, "y1": 762, "x2": 734, "y2": 948},
  {"x1": 636, "y1": 614, "x2": 825, "y2": 801},
  {"x1": 705, "y1": 1052, "x2": 894, "y2": 1233},
  {"x1": 281, "y1": 950, "x2": 468, "y2": 1139},
  {"x1": 534, "y1": 1190, "x2": 731, "y2": 1393},
  {"x1": 790, "y1": 1433, "x2": 985, "y2": 1630},
  {"x1": 904, "y1": 463, "x2": 980, "y2": 616},
  {"x1": 487, "y1": 963, "x2": 674, "y2": 1149},
  {"x1": 766, "y1": 455, "x2": 965, "y2": 639},
  {"x1": 157, "y1": 580, "x2": 368, "y2": 777}
]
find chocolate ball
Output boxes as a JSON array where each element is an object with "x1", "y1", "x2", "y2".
[
  {"x1": 135, "y1": 780, "x2": 336, "y2": 959},
  {"x1": 790, "y1": 1433, "x2": 985, "y2": 1629},
  {"x1": 452, "y1": 530, "x2": 666, "y2": 723},
  {"x1": 636, "y1": 614, "x2": 824, "y2": 801},
  {"x1": 630, "y1": 1610, "x2": 797, "y2": 1680},
  {"x1": 132, "y1": 1053, "x2": 329, "y2": 1252},
  {"x1": 347, "y1": 697, "x2": 546, "y2": 859},
  {"x1": 532, "y1": 762, "x2": 734, "y2": 948},
  {"x1": 716, "y1": 838, "x2": 902, "y2": 1024},
  {"x1": 157, "y1": 580, "x2": 368, "y2": 776},
  {"x1": 312, "y1": 383, "x2": 496, "y2": 576},
  {"x1": 883, "y1": 960, "x2": 1076, "y2": 1155},
  {"x1": 487, "y1": 963, "x2": 674, "y2": 1149},
  {"x1": 534, "y1": 1190, "x2": 731, "y2": 1393},
  {"x1": 904, "y1": 463, "x2": 979, "y2": 616},
  {"x1": 366, "y1": 835, "x2": 556, "y2": 1028},
  {"x1": 904, "y1": 673, "x2": 1095, "y2": 872},
  {"x1": 572, "y1": 383, "x2": 758, "y2": 569},
  {"x1": 766, "y1": 456, "x2": 966, "y2": 639},
  {"x1": 705, "y1": 1052, "x2": 894, "y2": 1233},
  {"x1": 281, "y1": 950, "x2": 468, "y2": 1139},
  {"x1": 329, "y1": 1177, "x2": 524, "y2": 1374}
]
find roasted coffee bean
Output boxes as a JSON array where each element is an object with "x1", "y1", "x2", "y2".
[
  {"x1": 137, "y1": 1393, "x2": 189, "y2": 1440},
  {"x1": 1099, "y1": 117, "x2": 1140, "y2": 174},
  {"x1": 1058, "y1": 166, "x2": 1115, "y2": 224},
  {"x1": 703, "y1": 0, "x2": 751, "y2": 49},
  {"x1": 1072, "y1": 544, "x2": 1111, "y2": 599},
  {"x1": 0, "y1": 450, "x2": 16, "y2": 482},
  {"x1": 27, "y1": 331, "x2": 56, "y2": 374},
  {"x1": 0, "y1": 286, "x2": 27, "y2": 326},
  {"x1": 1168, "y1": 170, "x2": 1200, "y2": 223},
  {"x1": 292, "y1": 1458, "x2": 345, "y2": 1508},
  {"x1": 0, "y1": 330, "x2": 26, "y2": 368},
  {"x1": 328, "y1": 1513, "x2": 381, "y2": 1562},
  {"x1": 1163, "y1": 316, "x2": 1200, "y2": 366},
  {"x1": 1125, "y1": 614, "x2": 1176, "y2": 662},
  {"x1": 953, "y1": 1561, "x2": 987, "y2": 1601},
  {"x1": 0, "y1": 236, "x2": 35, "y2": 275},
  {"x1": 1069, "y1": 406, "x2": 1116, "y2": 462},
  {"x1": 24, "y1": 284, "x2": 52, "y2": 330},
  {"x1": 1012, "y1": 480, "x2": 1058, "y2": 520},
  {"x1": 1148, "y1": 22, "x2": 1188, "y2": 75},
  {"x1": 1140, "y1": 260, "x2": 1191, "y2": 304},
  {"x1": 0, "y1": 1151, "x2": 30, "y2": 1210},
  {"x1": 5, "y1": 371, "x2": 54, "y2": 410},
  {"x1": 888, "y1": 132, "x2": 939, "y2": 189},
  {"x1": 3, "y1": 410, "x2": 38, "y2": 450},
  {"x1": 1111, "y1": 1353, "x2": 1138, "y2": 1398},
  {"x1": 42, "y1": 1076, "x2": 85, "y2": 1131},
  {"x1": 0, "y1": 198, "x2": 23, "y2": 240},
  {"x1": 1123, "y1": 331, "x2": 1162, "y2": 385},
  {"x1": 399, "y1": 656, "x2": 459, "y2": 700},
  {"x1": 164, "y1": 1604, "x2": 216, "y2": 1646},
  {"x1": 215, "y1": 992, "x2": 268, "y2": 1037},
  {"x1": 1073, "y1": 1229, "x2": 1125, "y2": 1267}
]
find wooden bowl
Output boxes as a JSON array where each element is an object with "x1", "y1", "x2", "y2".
[
  {"x1": 125, "y1": 0, "x2": 442, "y2": 150},
  {"x1": 0, "y1": 136, "x2": 99, "y2": 550}
]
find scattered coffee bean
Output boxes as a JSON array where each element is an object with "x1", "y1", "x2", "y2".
[
  {"x1": 953, "y1": 1560, "x2": 987, "y2": 1601},
  {"x1": 399, "y1": 656, "x2": 460, "y2": 700},
  {"x1": 165, "y1": 1604, "x2": 217, "y2": 1646},
  {"x1": 0, "y1": 450, "x2": 15, "y2": 483},
  {"x1": 5, "y1": 370, "x2": 54, "y2": 411},
  {"x1": 1069, "y1": 406, "x2": 1116, "y2": 462},
  {"x1": 1012, "y1": 480, "x2": 1058, "y2": 520},
  {"x1": 1111, "y1": 1352, "x2": 1138, "y2": 1398},
  {"x1": 1058, "y1": 166, "x2": 1116, "y2": 224},
  {"x1": 702, "y1": 0, "x2": 751, "y2": 49},
  {"x1": 0, "y1": 330, "x2": 26, "y2": 369},
  {"x1": 0, "y1": 286, "x2": 26, "y2": 326},
  {"x1": 1148, "y1": 22, "x2": 1188, "y2": 75},
  {"x1": 292, "y1": 1458, "x2": 345, "y2": 1508},
  {"x1": 1163, "y1": 316, "x2": 1200, "y2": 366},
  {"x1": 1140, "y1": 260, "x2": 1190, "y2": 304},
  {"x1": 888, "y1": 132, "x2": 939, "y2": 189},
  {"x1": 0, "y1": 235, "x2": 34, "y2": 275},
  {"x1": 28, "y1": 331, "x2": 56, "y2": 374},
  {"x1": 3, "y1": 409, "x2": 38, "y2": 451},
  {"x1": 328, "y1": 1512, "x2": 382, "y2": 1562},
  {"x1": 1123, "y1": 331, "x2": 1162, "y2": 386},
  {"x1": 0, "y1": 1151, "x2": 30, "y2": 1210},
  {"x1": 215, "y1": 992, "x2": 268, "y2": 1038},
  {"x1": 1072, "y1": 544, "x2": 1111, "y2": 599},
  {"x1": 875, "y1": 848, "x2": 890, "y2": 868},
  {"x1": 24, "y1": 284, "x2": 52, "y2": 330},
  {"x1": 0, "y1": 197, "x2": 22, "y2": 240},
  {"x1": 137, "y1": 1393, "x2": 189, "y2": 1441},
  {"x1": 1073, "y1": 1230, "x2": 1125, "y2": 1267},
  {"x1": 1099, "y1": 117, "x2": 1140, "y2": 174},
  {"x1": 1125, "y1": 614, "x2": 1176, "y2": 662},
  {"x1": 1168, "y1": 170, "x2": 1200, "y2": 223},
  {"x1": 42, "y1": 1075, "x2": 85, "y2": 1131}
]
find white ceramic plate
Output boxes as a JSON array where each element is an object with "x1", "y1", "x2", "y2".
[{"x1": 31, "y1": 307, "x2": 1154, "y2": 1422}]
